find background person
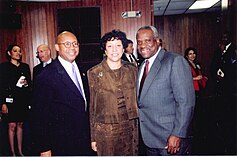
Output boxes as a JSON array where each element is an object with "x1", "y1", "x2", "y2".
[
  {"x1": 31, "y1": 31, "x2": 91, "y2": 156},
  {"x1": 33, "y1": 44, "x2": 53, "y2": 79},
  {"x1": 136, "y1": 25, "x2": 195, "y2": 155},
  {"x1": 209, "y1": 31, "x2": 237, "y2": 154},
  {"x1": 88, "y1": 30, "x2": 139, "y2": 155},
  {"x1": 184, "y1": 47, "x2": 208, "y2": 95},
  {"x1": 184, "y1": 47, "x2": 208, "y2": 153},
  {"x1": 0, "y1": 44, "x2": 31, "y2": 156},
  {"x1": 121, "y1": 39, "x2": 139, "y2": 66}
]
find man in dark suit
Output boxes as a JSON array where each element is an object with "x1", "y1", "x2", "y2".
[
  {"x1": 33, "y1": 44, "x2": 53, "y2": 80},
  {"x1": 136, "y1": 25, "x2": 195, "y2": 155},
  {"x1": 121, "y1": 39, "x2": 143, "y2": 67},
  {"x1": 210, "y1": 31, "x2": 237, "y2": 96},
  {"x1": 210, "y1": 31, "x2": 237, "y2": 154},
  {"x1": 31, "y1": 31, "x2": 91, "y2": 156}
]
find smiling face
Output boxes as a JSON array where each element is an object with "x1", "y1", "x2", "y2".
[
  {"x1": 186, "y1": 50, "x2": 196, "y2": 62},
  {"x1": 136, "y1": 29, "x2": 159, "y2": 59},
  {"x1": 8, "y1": 46, "x2": 22, "y2": 61},
  {"x1": 55, "y1": 31, "x2": 79, "y2": 63},
  {"x1": 105, "y1": 38, "x2": 124, "y2": 64}
]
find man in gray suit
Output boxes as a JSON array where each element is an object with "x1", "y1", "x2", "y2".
[{"x1": 136, "y1": 25, "x2": 195, "y2": 155}]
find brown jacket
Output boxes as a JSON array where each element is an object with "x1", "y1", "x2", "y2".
[{"x1": 87, "y1": 59, "x2": 138, "y2": 141}]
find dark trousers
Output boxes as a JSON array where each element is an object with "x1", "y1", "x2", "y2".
[{"x1": 146, "y1": 138, "x2": 191, "y2": 156}]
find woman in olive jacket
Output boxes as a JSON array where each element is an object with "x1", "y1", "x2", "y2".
[{"x1": 87, "y1": 30, "x2": 138, "y2": 156}]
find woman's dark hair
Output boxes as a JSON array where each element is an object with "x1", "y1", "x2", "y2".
[
  {"x1": 6, "y1": 44, "x2": 21, "y2": 61},
  {"x1": 184, "y1": 47, "x2": 197, "y2": 60},
  {"x1": 100, "y1": 29, "x2": 128, "y2": 51}
]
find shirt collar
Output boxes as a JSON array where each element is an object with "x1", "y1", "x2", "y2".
[
  {"x1": 58, "y1": 56, "x2": 76, "y2": 74},
  {"x1": 145, "y1": 46, "x2": 161, "y2": 70},
  {"x1": 43, "y1": 58, "x2": 52, "y2": 67}
]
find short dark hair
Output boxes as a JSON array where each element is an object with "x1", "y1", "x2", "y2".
[
  {"x1": 6, "y1": 44, "x2": 21, "y2": 61},
  {"x1": 126, "y1": 39, "x2": 133, "y2": 45},
  {"x1": 100, "y1": 29, "x2": 128, "y2": 51}
]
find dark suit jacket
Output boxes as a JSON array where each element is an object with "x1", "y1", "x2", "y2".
[
  {"x1": 33, "y1": 62, "x2": 44, "y2": 80},
  {"x1": 210, "y1": 42, "x2": 237, "y2": 95},
  {"x1": 33, "y1": 60, "x2": 54, "y2": 81},
  {"x1": 121, "y1": 53, "x2": 144, "y2": 67},
  {"x1": 31, "y1": 58, "x2": 91, "y2": 155}
]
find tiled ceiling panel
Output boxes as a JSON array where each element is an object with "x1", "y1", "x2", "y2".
[{"x1": 154, "y1": 0, "x2": 221, "y2": 16}]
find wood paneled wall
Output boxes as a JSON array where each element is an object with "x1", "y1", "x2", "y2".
[
  {"x1": 0, "y1": 0, "x2": 152, "y2": 74},
  {"x1": 155, "y1": 12, "x2": 227, "y2": 75}
]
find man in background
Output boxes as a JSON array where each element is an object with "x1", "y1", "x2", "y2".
[
  {"x1": 210, "y1": 31, "x2": 237, "y2": 154},
  {"x1": 33, "y1": 44, "x2": 53, "y2": 79},
  {"x1": 122, "y1": 39, "x2": 143, "y2": 67}
]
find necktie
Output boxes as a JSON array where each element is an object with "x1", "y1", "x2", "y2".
[
  {"x1": 43, "y1": 62, "x2": 47, "y2": 67},
  {"x1": 139, "y1": 60, "x2": 149, "y2": 97},
  {"x1": 72, "y1": 64, "x2": 83, "y2": 95},
  {"x1": 129, "y1": 54, "x2": 134, "y2": 62}
]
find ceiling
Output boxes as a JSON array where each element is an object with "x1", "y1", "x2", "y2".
[
  {"x1": 154, "y1": 0, "x2": 221, "y2": 16},
  {"x1": 14, "y1": 0, "x2": 222, "y2": 16}
]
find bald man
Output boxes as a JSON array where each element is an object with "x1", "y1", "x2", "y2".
[
  {"x1": 33, "y1": 44, "x2": 53, "y2": 79},
  {"x1": 31, "y1": 31, "x2": 91, "y2": 156}
]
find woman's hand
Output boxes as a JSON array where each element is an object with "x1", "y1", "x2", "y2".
[
  {"x1": 91, "y1": 142, "x2": 98, "y2": 152},
  {"x1": 193, "y1": 75, "x2": 203, "y2": 81},
  {"x1": 1, "y1": 104, "x2": 8, "y2": 114}
]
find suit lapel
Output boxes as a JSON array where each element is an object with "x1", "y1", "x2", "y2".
[
  {"x1": 139, "y1": 49, "x2": 166, "y2": 101},
  {"x1": 55, "y1": 59, "x2": 84, "y2": 99}
]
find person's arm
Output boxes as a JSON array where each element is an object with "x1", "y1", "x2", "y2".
[
  {"x1": 87, "y1": 70, "x2": 97, "y2": 152},
  {"x1": 193, "y1": 75, "x2": 203, "y2": 81},
  {"x1": 31, "y1": 76, "x2": 53, "y2": 154},
  {"x1": 168, "y1": 56, "x2": 195, "y2": 153}
]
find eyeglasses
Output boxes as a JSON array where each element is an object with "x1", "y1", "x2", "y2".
[{"x1": 58, "y1": 41, "x2": 79, "y2": 48}]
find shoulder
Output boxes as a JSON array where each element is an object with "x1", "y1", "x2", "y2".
[
  {"x1": 20, "y1": 62, "x2": 30, "y2": 69},
  {"x1": 0, "y1": 62, "x2": 10, "y2": 67},
  {"x1": 161, "y1": 51, "x2": 183, "y2": 62},
  {"x1": 87, "y1": 61, "x2": 104, "y2": 74},
  {"x1": 168, "y1": 51, "x2": 186, "y2": 60},
  {"x1": 164, "y1": 51, "x2": 180, "y2": 58},
  {"x1": 33, "y1": 63, "x2": 42, "y2": 69},
  {"x1": 122, "y1": 61, "x2": 137, "y2": 70},
  {"x1": 162, "y1": 51, "x2": 189, "y2": 67}
]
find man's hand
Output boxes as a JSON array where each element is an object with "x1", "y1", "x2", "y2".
[
  {"x1": 40, "y1": 150, "x2": 52, "y2": 156},
  {"x1": 166, "y1": 135, "x2": 181, "y2": 154}
]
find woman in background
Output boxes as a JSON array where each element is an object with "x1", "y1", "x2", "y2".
[
  {"x1": 0, "y1": 44, "x2": 31, "y2": 156},
  {"x1": 87, "y1": 30, "x2": 138, "y2": 155},
  {"x1": 184, "y1": 47, "x2": 208, "y2": 153},
  {"x1": 184, "y1": 47, "x2": 207, "y2": 95}
]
